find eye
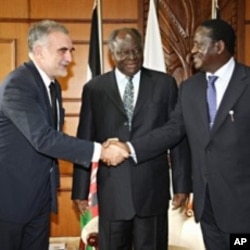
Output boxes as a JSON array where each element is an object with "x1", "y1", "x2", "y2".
[
  {"x1": 115, "y1": 48, "x2": 142, "y2": 58},
  {"x1": 58, "y1": 47, "x2": 75, "y2": 55},
  {"x1": 133, "y1": 48, "x2": 141, "y2": 55}
]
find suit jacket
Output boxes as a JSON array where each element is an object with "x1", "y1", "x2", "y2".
[
  {"x1": 0, "y1": 61, "x2": 94, "y2": 223},
  {"x1": 72, "y1": 67, "x2": 191, "y2": 220},
  {"x1": 132, "y1": 62, "x2": 250, "y2": 233}
]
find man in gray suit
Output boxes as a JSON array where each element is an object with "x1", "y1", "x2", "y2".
[
  {"x1": 0, "y1": 20, "x2": 128, "y2": 250},
  {"x1": 120, "y1": 19, "x2": 250, "y2": 249},
  {"x1": 72, "y1": 27, "x2": 191, "y2": 250}
]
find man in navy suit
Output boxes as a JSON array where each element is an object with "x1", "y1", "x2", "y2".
[
  {"x1": 72, "y1": 27, "x2": 191, "y2": 250},
  {"x1": 0, "y1": 20, "x2": 128, "y2": 250},
  {"x1": 119, "y1": 19, "x2": 250, "y2": 249}
]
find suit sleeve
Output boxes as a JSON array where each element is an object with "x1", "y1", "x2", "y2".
[
  {"x1": 132, "y1": 77, "x2": 191, "y2": 193},
  {"x1": 2, "y1": 73, "x2": 94, "y2": 168},
  {"x1": 131, "y1": 84, "x2": 187, "y2": 165}
]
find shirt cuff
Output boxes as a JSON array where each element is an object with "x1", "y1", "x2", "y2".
[
  {"x1": 92, "y1": 142, "x2": 101, "y2": 162},
  {"x1": 126, "y1": 142, "x2": 137, "y2": 163}
]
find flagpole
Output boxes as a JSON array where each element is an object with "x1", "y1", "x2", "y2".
[
  {"x1": 211, "y1": 0, "x2": 218, "y2": 19},
  {"x1": 97, "y1": 0, "x2": 104, "y2": 74}
]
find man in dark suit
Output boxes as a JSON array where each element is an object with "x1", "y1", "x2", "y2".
[
  {"x1": 123, "y1": 19, "x2": 250, "y2": 249},
  {"x1": 72, "y1": 27, "x2": 191, "y2": 250},
  {"x1": 0, "y1": 20, "x2": 128, "y2": 250}
]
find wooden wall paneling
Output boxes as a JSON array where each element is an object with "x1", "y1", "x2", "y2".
[
  {"x1": 245, "y1": 25, "x2": 250, "y2": 66},
  {"x1": 236, "y1": 0, "x2": 246, "y2": 64},
  {"x1": 0, "y1": 0, "x2": 28, "y2": 18},
  {"x1": 29, "y1": 0, "x2": 138, "y2": 21},
  {"x1": 246, "y1": 0, "x2": 250, "y2": 19},
  {"x1": 102, "y1": 0, "x2": 138, "y2": 20},
  {"x1": 50, "y1": 175, "x2": 80, "y2": 236},
  {"x1": 29, "y1": 0, "x2": 94, "y2": 20},
  {"x1": 0, "y1": 39, "x2": 16, "y2": 82},
  {"x1": 0, "y1": 23, "x2": 29, "y2": 66},
  {"x1": 244, "y1": 0, "x2": 250, "y2": 65}
]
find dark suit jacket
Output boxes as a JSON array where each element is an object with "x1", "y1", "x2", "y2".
[
  {"x1": 72, "y1": 67, "x2": 191, "y2": 220},
  {"x1": 0, "y1": 61, "x2": 94, "y2": 223},
  {"x1": 132, "y1": 62, "x2": 250, "y2": 233}
]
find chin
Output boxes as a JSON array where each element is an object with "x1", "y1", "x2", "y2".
[
  {"x1": 193, "y1": 62, "x2": 202, "y2": 71},
  {"x1": 59, "y1": 70, "x2": 68, "y2": 77}
]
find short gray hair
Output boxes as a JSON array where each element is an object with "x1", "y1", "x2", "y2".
[
  {"x1": 107, "y1": 27, "x2": 143, "y2": 53},
  {"x1": 27, "y1": 20, "x2": 69, "y2": 53}
]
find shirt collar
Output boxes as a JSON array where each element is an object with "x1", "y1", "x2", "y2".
[
  {"x1": 206, "y1": 57, "x2": 235, "y2": 81},
  {"x1": 32, "y1": 60, "x2": 54, "y2": 88},
  {"x1": 115, "y1": 68, "x2": 141, "y2": 83}
]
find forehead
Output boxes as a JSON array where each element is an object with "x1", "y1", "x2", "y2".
[
  {"x1": 194, "y1": 26, "x2": 212, "y2": 42},
  {"x1": 114, "y1": 32, "x2": 140, "y2": 50},
  {"x1": 46, "y1": 31, "x2": 73, "y2": 48}
]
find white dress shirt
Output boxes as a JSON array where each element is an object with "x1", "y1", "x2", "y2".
[
  {"x1": 115, "y1": 68, "x2": 141, "y2": 106},
  {"x1": 206, "y1": 57, "x2": 235, "y2": 110}
]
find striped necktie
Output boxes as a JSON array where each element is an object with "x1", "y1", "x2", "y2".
[{"x1": 123, "y1": 76, "x2": 134, "y2": 130}]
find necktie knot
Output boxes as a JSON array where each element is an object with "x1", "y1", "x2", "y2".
[{"x1": 208, "y1": 75, "x2": 218, "y2": 86}]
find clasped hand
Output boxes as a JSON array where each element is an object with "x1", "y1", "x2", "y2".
[{"x1": 100, "y1": 138, "x2": 130, "y2": 166}]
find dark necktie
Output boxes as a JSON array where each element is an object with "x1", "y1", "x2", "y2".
[
  {"x1": 207, "y1": 75, "x2": 218, "y2": 129},
  {"x1": 123, "y1": 76, "x2": 134, "y2": 130},
  {"x1": 49, "y1": 82, "x2": 58, "y2": 129}
]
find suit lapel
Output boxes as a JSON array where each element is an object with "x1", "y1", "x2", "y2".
[
  {"x1": 133, "y1": 69, "x2": 152, "y2": 118},
  {"x1": 210, "y1": 63, "x2": 248, "y2": 137},
  {"x1": 25, "y1": 61, "x2": 55, "y2": 127},
  {"x1": 103, "y1": 71, "x2": 127, "y2": 116},
  {"x1": 194, "y1": 74, "x2": 211, "y2": 134}
]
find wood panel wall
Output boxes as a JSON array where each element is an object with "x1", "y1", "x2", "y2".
[{"x1": 0, "y1": 0, "x2": 248, "y2": 237}]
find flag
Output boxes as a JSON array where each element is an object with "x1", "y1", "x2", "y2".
[
  {"x1": 80, "y1": 163, "x2": 99, "y2": 250},
  {"x1": 143, "y1": 0, "x2": 166, "y2": 73},
  {"x1": 211, "y1": 0, "x2": 220, "y2": 19},
  {"x1": 79, "y1": 1, "x2": 102, "y2": 249},
  {"x1": 86, "y1": 0, "x2": 103, "y2": 81}
]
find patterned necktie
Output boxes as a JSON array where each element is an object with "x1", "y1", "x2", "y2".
[
  {"x1": 123, "y1": 76, "x2": 134, "y2": 130},
  {"x1": 207, "y1": 75, "x2": 218, "y2": 129},
  {"x1": 49, "y1": 82, "x2": 58, "y2": 129}
]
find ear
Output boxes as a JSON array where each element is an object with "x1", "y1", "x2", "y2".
[
  {"x1": 109, "y1": 51, "x2": 115, "y2": 61},
  {"x1": 33, "y1": 44, "x2": 43, "y2": 58},
  {"x1": 215, "y1": 40, "x2": 225, "y2": 54}
]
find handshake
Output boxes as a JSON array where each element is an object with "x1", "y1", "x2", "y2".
[{"x1": 100, "y1": 138, "x2": 130, "y2": 166}]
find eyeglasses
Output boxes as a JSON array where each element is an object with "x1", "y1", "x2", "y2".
[{"x1": 115, "y1": 48, "x2": 142, "y2": 59}]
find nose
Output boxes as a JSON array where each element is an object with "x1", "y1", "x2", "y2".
[
  {"x1": 191, "y1": 44, "x2": 197, "y2": 54},
  {"x1": 127, "y1": 51, "x2": 137, "y2": 59},
  {"x1": 65, "y1": 50, "x2": 73, "y2": 62}
]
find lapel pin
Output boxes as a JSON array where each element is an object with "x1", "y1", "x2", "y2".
[{"x1": 229, "y1": 110, "x2": 234, "y2": 122}]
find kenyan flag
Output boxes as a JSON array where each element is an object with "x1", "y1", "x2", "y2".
[{"x1": 79, "y1": 162, "x2": 99, "y2": 250}]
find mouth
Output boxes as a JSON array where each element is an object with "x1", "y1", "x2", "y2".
[
  {"x1": 192, "y1": 55, "x2": 201, "y2": 64},
  {"x1": 60, "y1": 63, "x2": 69, "y2": 70}
]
